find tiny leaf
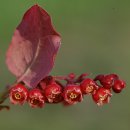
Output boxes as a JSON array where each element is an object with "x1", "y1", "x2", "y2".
[{"x1": 6, "y1": 5, "x2": 61, "y2": 88}]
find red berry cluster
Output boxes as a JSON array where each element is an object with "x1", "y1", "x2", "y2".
[{"x1": 9, "y1": 73, "x2": 126, "y2": 108}]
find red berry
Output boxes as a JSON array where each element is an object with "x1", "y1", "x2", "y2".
[
  {"x1": 112, "y1": 79, "x2": 126, "y2": 93},
  {"x1": 39, "y1": 76, "x2": 54, "y2": 90},
  {"x1": 94, "y1": 74, "x2": 105, "y2": 81},
  {"x1": 92, "y1": 87, "x2": 112, "y2": 106},
  {"x1": 44, "y1": 83, "x2": 63, "y2": 103},
  {"x1": 68, "y1": 73, "x2": 76, "y2": 79},
  {"x1": 9, "y1": 84, "x2": 28, "y2": 105},
  {"x1": 101, "y1": 75, "x2": 114, "y2": 89},
  {"x1": 28, "y1": 89, "x2": 45, "y2": 108},
  {"x1": 95, "y1": 74, "x2": 119, "y2": 89},
  {"x1": 80, "y1": 78, "x2": 98, "y2": 94},
  {"x1": 63, "y1": 85, "x2": 83, "y2": 105}
]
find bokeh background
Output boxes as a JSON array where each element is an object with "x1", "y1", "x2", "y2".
[{"x1": 0, "y1": 0, "x2": 130, "y2": 130}]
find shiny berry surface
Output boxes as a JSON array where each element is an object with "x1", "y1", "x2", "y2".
[{"x1": 112, "y1": 79, "x2": 126, "y2": 93}]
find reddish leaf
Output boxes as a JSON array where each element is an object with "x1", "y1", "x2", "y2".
[{"x1": 6, "y1": 5, "x2": 61, "y2": 88}]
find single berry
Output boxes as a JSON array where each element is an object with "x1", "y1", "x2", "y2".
[
  {"x1": 44, "y1": 83, "x2": 63, "y2": 103},
  {"x1": 65, "y1": 73, "x2": 76, "y2": 84},
  {"x1": 92, "y1": 87, "x2": 112, "y2": 106},
  {"x1": 28, "y1": 89, "x2": 45, "y2": 108},
  {"x1": 68, "y1": 73, "x2": 76, "y2": 79},
  {"x1": 63, "y1": 85, "x2": 83, "y2": 105},
  {"x1": 112, "y1": 79, "x2": 126, "y2": 93},
  {"x1": 9, "y1": 84, "x2": 28, "y2": 105},
  {"x1": 80, "y1": 78, "x2": 98, "y2": 94}
]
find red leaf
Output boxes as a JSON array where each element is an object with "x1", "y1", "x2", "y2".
[{"x1": 6, "y1": 5, "x2": 61, "y2": 88}]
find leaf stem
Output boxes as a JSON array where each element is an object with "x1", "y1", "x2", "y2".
[{"x1": 0, "y1": 87, "x2": 10, "y2": 111}]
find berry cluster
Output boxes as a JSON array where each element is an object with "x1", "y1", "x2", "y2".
[{"x1": 9, "y1": 73, "x2": 126, "y2": 108}]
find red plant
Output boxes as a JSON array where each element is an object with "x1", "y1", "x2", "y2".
[
  {"x1": 112, "y1": 79, "x2": 126, "y2": 93},
  {"x1": 80, "y1": 78, "x2": 98, "y2": 94},
  {"x1": 44, "y1": 81, "x2": 63, "y2": 103},
  {"x1": 28, "y1": 89, "x2": 45, "y2": 108},
  {"x1": 9, "y1": 84, "x2": 28, "y2": 105},
  {"x1": 92, "y1": 87, "x2": 112, "y2": 106},
  {"x1": 0, "y1": 4, "x2": 126, "y2": 110},
  {"x1": 63, "y1": 84, "x2": 83, "y2": 105},
  {"x1": 6, "y1": 4, "x2": 61, "y2": 88}
]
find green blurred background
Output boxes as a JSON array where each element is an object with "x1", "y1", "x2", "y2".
[{"x1": 0, "y1": 0, "x2": 130, "y2": 130}]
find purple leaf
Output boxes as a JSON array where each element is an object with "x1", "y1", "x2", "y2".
[{"x1": 6, "y1": 4, "x2": 61, "y2": 88}]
